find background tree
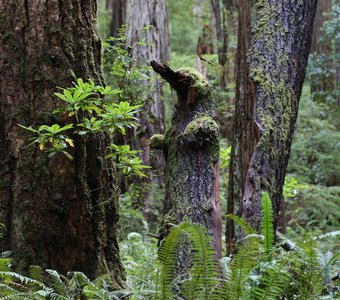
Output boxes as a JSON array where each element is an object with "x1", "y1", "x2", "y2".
[
  {"x1": 310, "y1": 0, "x2": 338, "y2": 104},
  {"x1": 0, "y1": 0, "x2": 125, "y2": 286},
  {"x1": 227, "y1": 0, "x2": 317, "y2": 244},
  {"x1": 226, "y1": 0, "x2": 257, "y2": 254},
  {"x1": 107, "y1": 0, "x2": 170, "y2": 219}
]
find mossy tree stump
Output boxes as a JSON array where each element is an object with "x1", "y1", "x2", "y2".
[{"x1": 150, "y1": 61, "x2": 222, "y2": 264}]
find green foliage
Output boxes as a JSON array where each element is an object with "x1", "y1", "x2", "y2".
[
  {"x1": 102, "y1": 28, "x2": 153, "y2": 106},
  {"x1": 261, "y1": 192, "x2": 274, "y2": 258},
  {"x1": 283, "y1": 175, "x2": 307, "y2": 198},
  {"x1": 157, "y1": 222, "x2": 219, "y2": 300},
  {"x1": 286, "y1": 185, "x2": 340, "y2": 233},
  {"x1": 19, "y1": 123, "x2": 74, "y2": 160},
  {"x1": 307, "y1": 3, "x2": 340, "y2": 104},
  {"x1": 107, "y1": 144, "x2": 150, "y2": 177},
  {"x1": 120, "y1": 233, "x2": 158, "y2": 299},
  {"x1": 288, "y1": 86, "x2": 340, "y2": 186},
  {"x1": 0, "y1": 259, "x2": 130, "y2": 300},
  {"x1": 118, "y1": 189, "x2": 148, "y2": 240},
  {"x1": 222, "y1": 193, "x2": 339, "y2": 299},
  {"x1": 168, "y1": 0, "x2": 211, "y2": 54},
  {"x1": 19, "y1": 79, "x2": 148, "y2": 177}
]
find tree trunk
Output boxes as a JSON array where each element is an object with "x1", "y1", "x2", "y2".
[
  {"x1": 0, "y1": 0, "x2": 125, "y2": 286},
  {"x1": 109, "y1": 0, "x2": 126, "y2": 38},
  {"x1": 242, "y1": 0, "x2": 317, "y2": 233},
  {"x1": 226, "y1": 0, "x2": 257, "y2": 254},
  {"x1": 310, "y1": 0, "x2": 334, "y2": 102},
  {"x1": 150, "y1": 61, "x2": 222, "y2": 264},
  {"x1": 124, "y1": 0, "x2": 169, "y2": 176},
  {"x1": 110, "y1": 0, "x2": 170, "y2": 218}
]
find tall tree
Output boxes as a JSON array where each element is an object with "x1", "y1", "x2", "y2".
[
  {"x1": 227, "y1": 0, "x2": 317, "y2": 245},
  {"x1": 124, "y1": 0, "x2": 169, "y2": 178},
  {"x1": 0, "y1": 0, "x2": 125, "y2": 286},
  {"x1": 226, "y1": 0, "x2": 257, "y2": 254},
  {"x1": 109, "y1": 0, "x2": 170, "y2": 216},
  {"x1": 310, "y1": 0, "x2": 335, "y2": 102}
]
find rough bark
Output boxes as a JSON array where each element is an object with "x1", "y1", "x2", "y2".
[
  {"x1": 226, "y1": 0, "x2": 257, "y2": 254},
  {"x1": 242, "y1": 0, "x2": 317, "y2": 232},
  {"x1": 150, "y1": 61, "x2": 222, "y2": 265},
  {"x1": 0, "y1": 0, "x2": 125, "y2": 286}
]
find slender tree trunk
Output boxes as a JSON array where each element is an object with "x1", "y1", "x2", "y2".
[
  {"x1": 150, "y1": 61, "x2": 222, "y2": 265},
  {"x1": 242, "y1": 0, "x2": 317, "y2": 233},
  {"x1": 0, "y1": 0, "x2": 125, "y2": 285},
  {"x1": 226, "y1": 0, "x2": 257, "y2": 254},
  {"x1": 310, "y1": 0, "x2": 334, "y2": 102},
  {"x1": 109, "y1": 0, "x2": 126, "y2": 38}
]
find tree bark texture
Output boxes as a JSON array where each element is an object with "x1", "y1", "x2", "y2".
[
  {"x1": 0, "y1": 0, "x2": 125, "y2": 286},
  {"x1": 242, "y1": 0, "x2": 317, "y2": 232},
  {"x1": 226, "y1": 0, "x2": 257, "y2": 254},
  {"x1": 150, "y1": 61, "x2": 222, "y2": 266}
]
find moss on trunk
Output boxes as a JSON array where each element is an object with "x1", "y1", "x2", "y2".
[{"x1": 150, "y1": 62, "x2": 222, "y2": 266}]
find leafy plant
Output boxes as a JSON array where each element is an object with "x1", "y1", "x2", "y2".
[
  {"x1": 157, "y1": 222, "x2": 220, "y2": 300},
  {"x1": 19, "y1": 123, "x2": 74, "y2": 159},
  {"x1": 19, "y1": 79, "x2": 148, "y2": 177},
  {"x1": 0, "y1": 260, "x2": 130, "y2": 300}
]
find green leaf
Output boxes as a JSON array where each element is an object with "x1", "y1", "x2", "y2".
[
  {"x1": 226, "y1": 214, "x2": 256, "y2": 235},
  {"x1": 261, "y1": 192, "x2": 274, "y2": 258},
  {"x1": 18, "y1": 124, "x2": 39, "y2": 133}
]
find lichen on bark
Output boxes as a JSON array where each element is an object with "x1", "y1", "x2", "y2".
[
  {"x1": 150, "y1": 61, "x2": 222, "y2": 266},
  {"x1": 241, "y1": 0, "x2": 317, "y2": 232}
]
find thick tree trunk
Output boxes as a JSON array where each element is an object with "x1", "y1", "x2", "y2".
[
  {"x1": 226, "y1": 0, "x2": 257, "y2": 254},
  {"x1": 242, "y1": 0, "x2": 317, "y2": 232},
  {"x1": 150, "y1": 62, "x2": 222, "y2": 263},
  {"x1": 0, "y1": 0, "x2": 125, "y2": 286}
]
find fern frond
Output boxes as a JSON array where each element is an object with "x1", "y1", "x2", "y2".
[
  {"x1": 45, "y1": 269, "x2": 67, "y2": 296},
  {"x1": 181, "y1": 223, "x2": 220, "y2": 300},
  {"x1": 261, "y1": 192, "x2": 274, "y2": 258},
  {"x1": 157, "y1": 223, "x2": 182, "y2": 299},
  {"x1": 253, "y1": 265, "x2": 290, "y2": 300},
  {"x1": 227, "y1": 235, "x2": 261, "y2": 299},
  {"x1": 226, "y1": 214, "x2": 256, "y2": 235},
  {"x1": 294, "y1": 235, "x2": 324, "y2": 299},
  {"x1": 0, "y1": 258, "x2": 11, "y2": 272},
  {"x1": 157, "y1": 222, "x2": 221, "y2": 300},
  {"x1": 28, "y1": 265, "x2": 44, "y2": 283}
]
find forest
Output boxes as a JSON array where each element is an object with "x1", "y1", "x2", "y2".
[{"x1": 0, "y1": 0, "x2": 339, "y2": 299}]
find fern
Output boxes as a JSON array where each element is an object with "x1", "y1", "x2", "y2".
[
  {"x1": 157, "y1": 222, "x2": 220, "y2": 300},
  {"x1": 45, "y1": 269, "x2": 67, "y2": 297},
  {"x1": 261, "y1": 192, "x2": 274, "y2": 258},
  {"x1": 227, "y1": 235, "x2": 260, "y2": 299},
  {"x1": 226, "y1": 214, "x2": 256, "y2": 235}
]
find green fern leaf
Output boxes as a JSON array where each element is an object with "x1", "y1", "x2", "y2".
[
  {"x1": 261, "y1": 192, "x2": 274, "y2": 258},
  {"x1": 226, "y1": 214, "x2": 256, "y2": 235}
]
